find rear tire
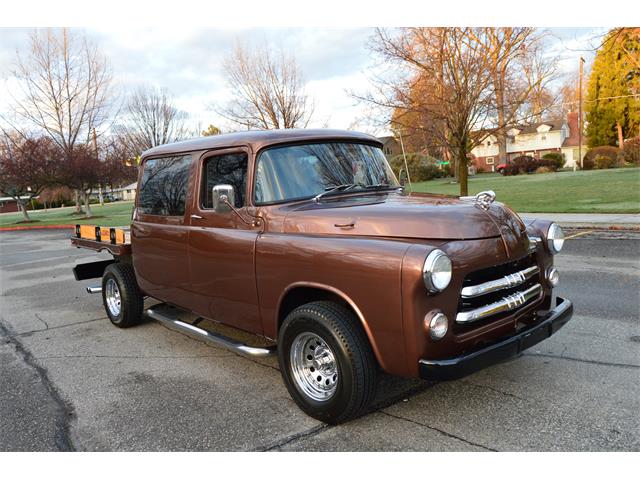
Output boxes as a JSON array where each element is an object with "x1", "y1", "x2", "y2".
[
  {"x1": 102, "y1": 263, "x2": 144, "y2": 328},
  {"x1": 278, "y1": 301, "x2": 377, "y2": 424}
]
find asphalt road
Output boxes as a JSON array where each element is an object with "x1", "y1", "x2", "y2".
[{"x1": 1, "y1": 229, "x2": 638, "y2": 451}]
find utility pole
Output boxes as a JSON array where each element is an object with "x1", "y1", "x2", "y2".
[{"x1": 578, "y1": 57, "x2": 585, "y2": 169}]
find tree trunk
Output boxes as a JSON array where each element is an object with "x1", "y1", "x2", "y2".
[
  {"x1": 458, "y1": 147, "x2": 468, "y2": 196},
  {"x1": 18, "y1": 199, "x2": 31, "y2": 222},
  {"x1": 617, "y1": 122, "x2": 624, "y2": 147},
  {"x1": 74, "y1": 189, "x2": 82, "y2": 214},
  {"x1": 494, "y1": 80, "x2": 508, "y2": 164},
  {"x1": 83, "y1": 192, "x2": 93, "y2": 218},
  {"x1": 98, "y1": 183, "x2": 104, "y2": 206}
]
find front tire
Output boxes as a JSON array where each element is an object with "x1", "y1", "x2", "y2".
[
  {"x1": 101, "y1": 263, "x2": 144, "y2": 328},
  {"x1": 278, "y1": 301, "x2": 377, "y2": 424}
]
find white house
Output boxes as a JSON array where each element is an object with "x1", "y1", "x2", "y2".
[
  {"x1": 471, "y1": 113, "x2": 587, "y2": 171},
  {"x1": 112, "y1": 182, "x2": 137, "y2": 201}
]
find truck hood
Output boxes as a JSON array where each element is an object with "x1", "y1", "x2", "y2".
[{"x1": 282, "y1": 192, "x2": 527, "y2": 245}]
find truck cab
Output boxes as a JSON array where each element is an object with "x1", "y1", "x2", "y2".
[{"x1": 72, "y1": 129, "x2": 572, "y2": 424}]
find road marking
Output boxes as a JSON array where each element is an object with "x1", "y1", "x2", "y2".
[{"x1": 565, "y1": 230, "x2": 593, "y2": 240}]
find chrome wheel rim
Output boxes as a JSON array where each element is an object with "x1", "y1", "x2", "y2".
[
  {"x1": 105, "y1": 278, "x2": 121, "y2": 317},
  {"x1": 290, "y1": 332, "x2": 339, "y2": 401}
]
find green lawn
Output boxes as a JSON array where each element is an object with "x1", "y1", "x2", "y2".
[
  {"x1": 0, "y1": 201, "x2": 134, "y2": 227},
  {"x1": 412, "y1": 168, "x2": 640, "y2": 213}
]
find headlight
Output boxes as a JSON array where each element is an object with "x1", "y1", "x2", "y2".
[
  {"x1": 547, "y1": 223, "x2": 565, "y2": 254},
  {"x1": 423, "y1": 249, "x2": 452, "y2": 292}
]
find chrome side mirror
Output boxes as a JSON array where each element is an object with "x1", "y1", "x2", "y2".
[{"x1": 212, "y1": 184, "x2": 236, "y2": 213}]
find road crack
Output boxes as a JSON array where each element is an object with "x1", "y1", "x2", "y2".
[
  {"x1": 380, "y1": 411, "x2": 497, "y2": 451},
  {"x1": 460, "y1": 380, "x2": 527, "y2": 401},
  {"x1": 254, "y1": 424, "x2": 330, "y2": 451},
  {"x1": 0, "y1": 320, "x2": 76, "y2": 451},
  {"x1": 524, "y1": 352, "x2": 640, "y2": 369}
]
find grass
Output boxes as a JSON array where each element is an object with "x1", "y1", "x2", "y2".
[
  {"x1": 412, "y1": 167, "x2": 640, "y2": 213},
  {"x1": 0, "y1": 201, "x2": 134, "y2": 228}
]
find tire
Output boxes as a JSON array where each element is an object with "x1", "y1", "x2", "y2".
[
  {"x1": 101, "y1": 262, "x2": 144, "y2": 328},
  {"x1": 278, "y1": 301, "x2": 377, "y2": 424}
]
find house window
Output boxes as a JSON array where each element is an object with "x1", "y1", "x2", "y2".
[
  {"x1": 541, "y1": 135, "x2": 546, "y2": 141},
  {"x1": 486, "y1": 141, "x2": 491, "y2": 147},
  {"x1": 486, "y1": 157, "x2": 495, "y2": 165}
]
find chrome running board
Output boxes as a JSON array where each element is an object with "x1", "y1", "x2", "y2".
[{"x1": 146, "y1": 307, "x2": 276, "y2": 358}]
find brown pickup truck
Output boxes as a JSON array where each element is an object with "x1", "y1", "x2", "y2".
[{"x1": 71, "y1": 129, "x2": 573, "y2": 424}]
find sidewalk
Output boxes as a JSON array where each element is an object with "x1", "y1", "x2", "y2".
[{"x1": 520, "y1": 213, "x2": 640, "y2": 229}]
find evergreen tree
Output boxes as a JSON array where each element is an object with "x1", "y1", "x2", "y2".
[{"x1": 586, "y1": 28, "x2": 640, "y2": 147}]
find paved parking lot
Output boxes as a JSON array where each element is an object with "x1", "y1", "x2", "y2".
[{"x1": 1, "y1": 229, "x2": 638, "y2": 451}]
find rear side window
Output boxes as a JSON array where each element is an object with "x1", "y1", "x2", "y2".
[
  {"x1": 138, "y1": 155, "x2": 191, "y2": 216},
  {"x1": 201, "y1": 152, "x2": 248, "y2": 208}
]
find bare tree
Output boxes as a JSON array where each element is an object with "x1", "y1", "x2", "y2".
[
  {"x1": 116, "y1": 86, "x2": 191, "y2": 156},
  {"x1": 3, "y1": 28, "x2": 113, "y2": 216},
  {"x1": 357, "y1": 28, "x2": 497, "y2": 195},
  {"x1": 477, "y1": 28, "x2": 557, "y2": 164},
  {"x1": 216, "y1": 43, "x2": 314, "y2": 130},
  {"x1": 356, "y1": 28, "x2": 557, "y2": 195}
]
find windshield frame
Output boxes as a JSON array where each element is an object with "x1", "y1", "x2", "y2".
[{"x1": 251, "y1": 140, "x2": 399, "y2": 206}]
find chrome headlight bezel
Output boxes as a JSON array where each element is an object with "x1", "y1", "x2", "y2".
[
  {"x1": 547, "y1": 223, "x2": 565, "y2": 254},
  {"x1": 423, "y1": 249, "x2": 452, "y2": 293},
  {"x1": 429, "y1": 312, "x2": 449, "y2": 340}
]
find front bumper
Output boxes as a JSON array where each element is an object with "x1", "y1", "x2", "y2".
[{"x1": 419, "y1": 296, "x2": 573, "y2": 381}]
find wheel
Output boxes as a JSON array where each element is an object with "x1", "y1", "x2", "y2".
[
  {"x1": 278, "y1": 301, "x2": 377, "y2": 424},
  {"x1": 101, "y1": 263, "x2": 144, "y2": 328}
]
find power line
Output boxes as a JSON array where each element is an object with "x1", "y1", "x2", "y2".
[{"x1": 563, "y1": 93, "x2": 640, "y2": 105}]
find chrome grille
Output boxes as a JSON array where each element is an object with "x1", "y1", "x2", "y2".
[{"x1": 456, "y1": 254, "x2": 541, "y2": 325}]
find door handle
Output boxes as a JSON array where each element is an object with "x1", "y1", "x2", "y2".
[{"x1": 190, "y1": 214, "x2": 203, "y2": 220}]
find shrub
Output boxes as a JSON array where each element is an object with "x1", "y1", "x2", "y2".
[
  {"x1": 535, "y1": 166, "x2": 552, "y2": 174},
  {"x1": 389, "y1": 153, "x2": 448, "y2": 182},
  {"x1": 620, "y1": 137, "x2": 640, "y2": 165},
  {"x1": 594, "y1": 155, "x2": 617, "y2": 169},
  {"x1": 542, "y1": 152, "x2": 564, "y2": 170},
  {"x1": 584, "y1": 146, "x2": 619, "y2": 170}
]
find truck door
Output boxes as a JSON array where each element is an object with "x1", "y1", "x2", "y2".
[
  {"x1": 131, "y1": 154, "x2": 195, "y2": 308},
  {"x1": 187, "y1": 148, "x2": 262, "y2": 335}
]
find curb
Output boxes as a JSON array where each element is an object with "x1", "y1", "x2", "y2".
[
  {"x1": 555, "y1": 224, "x2": 640, "y2": 231},
  {"x1": 0, "y1": 224, "x2": 75, "y2": 232}
]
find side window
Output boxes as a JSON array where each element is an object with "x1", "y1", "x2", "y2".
[
  {"x1": 138, "y1": 155, "x2": 191, "y2": 216},
  {"x1": 201, "y1": 152, "x2": 248, "y2": 209}
]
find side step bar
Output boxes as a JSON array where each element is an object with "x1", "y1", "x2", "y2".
[{"x1": 146, "y1": 307, "x2": 276, "y2": 358}]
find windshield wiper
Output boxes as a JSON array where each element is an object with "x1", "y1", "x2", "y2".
[
  {"x1": 313, "y1": 183, "x2": 358, "y2": 202},
  {"x1": 361, "y1": 183, "x2": 402, "y2": 191}
]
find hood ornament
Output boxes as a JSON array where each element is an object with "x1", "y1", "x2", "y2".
[{"x1": 474, "y1": 190, "x2": 496, "y2": 210}]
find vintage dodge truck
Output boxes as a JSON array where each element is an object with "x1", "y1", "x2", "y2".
[{"x1": 71, "y1": 129, "x2": 573, "y2": 423}]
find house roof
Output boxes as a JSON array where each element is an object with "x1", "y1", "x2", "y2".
[
  {"x1": 112, "y1": 182, "x2": 137, "y2": 192},
  {"x1": 141, "y1": 129, "x2": 382, "y2": 159},
  {"x1": 377, "y1": 136, "x2": 398, "y2": 145},
  {"x1": 511, "y1": 119, "x2": 565, "y2": 136}
]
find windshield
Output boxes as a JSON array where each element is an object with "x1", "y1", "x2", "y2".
[{"x1": 254, "y1": 142, "x2": 399, "y2": 204}]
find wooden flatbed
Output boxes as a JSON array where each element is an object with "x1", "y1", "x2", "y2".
[{"x1": 69, "y1": 224, "x2": 132, "y2": 257}]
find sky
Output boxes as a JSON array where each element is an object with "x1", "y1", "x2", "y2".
[{"x1": 0, "y1": 27, "x2": 609, "y2": 137}]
